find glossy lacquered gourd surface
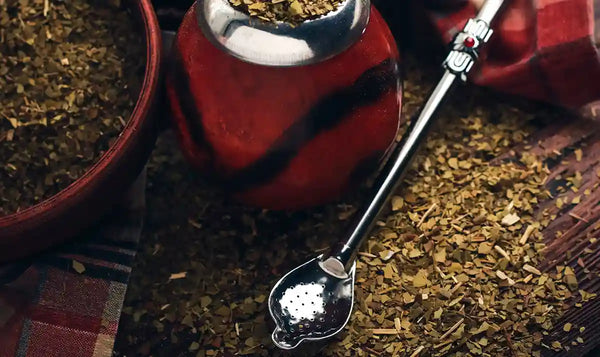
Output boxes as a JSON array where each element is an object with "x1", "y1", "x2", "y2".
[{"x1": 167, "y1": 4, "x2": 402, "y2": 209}]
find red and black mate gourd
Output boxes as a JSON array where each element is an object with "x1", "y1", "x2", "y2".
[{"x1": 167, "y1": 2, "x2": 402, "y2": 209}]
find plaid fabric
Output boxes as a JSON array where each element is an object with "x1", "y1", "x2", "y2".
[
  {"x1": 0, "y1": 172, "x2": 145, "y2": 357},
  {"x1": 419, "y1": 0, "x2": 600, "y2": 113}
]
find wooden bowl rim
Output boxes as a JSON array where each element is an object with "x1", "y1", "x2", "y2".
[{"x1": 0, "y1": 0, "x2": 162, "y2": 226}]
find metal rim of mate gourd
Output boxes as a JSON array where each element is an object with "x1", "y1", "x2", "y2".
[{"x1": 195, "y1": 0, "x2": 370, "y2": 67}]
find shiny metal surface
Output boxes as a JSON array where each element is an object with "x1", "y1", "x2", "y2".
[
  {"x1": 269, "y1": 257, "x2": 355, "y2": 350},
  {"x1": 326, "y1": 0, "x2": 506, "y2": 274},
  {"x1": 326, "y1": 71, "x2": 457, "y2": 272},
  {"x1": 269, "y1": 0, "x2": 507, "y2": 350},
  {"x1": 195, "y1": 0, "x2": 370, "y2": 67},
  {"x1": 477, "y1": 0, "x2": 506, "y2": 23},
  {"x1": 444, "y1": 11, "x2": 495, "y2": 81}
]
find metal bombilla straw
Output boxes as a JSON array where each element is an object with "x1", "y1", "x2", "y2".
[
  {"x1": 268, "y1": 0, "x2": 507, "y2": 350},
  {"x1": 321, "y1": 0, "x2": 505, "y2": 278}
]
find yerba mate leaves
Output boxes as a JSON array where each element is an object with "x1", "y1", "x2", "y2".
[
  {"x1": 116, "y1": 62, "x2": 597, "y2": 356},
  {"x1": 0, "y1": 0, "x2": 144, "y2": 215},
  {"x1": 228, "y1": 0, "x2": 345, "y2": 24}
]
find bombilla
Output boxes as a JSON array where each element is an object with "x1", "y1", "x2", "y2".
[
  {"x1": 195, "y1": 0, "x2": 370, "y2": 67},
  {"x1": 269, "y1": 0, "x2": 507, "y2": 350},
  {"x1": 321, "y1": 0, "x2": 506, "y2": 277}
]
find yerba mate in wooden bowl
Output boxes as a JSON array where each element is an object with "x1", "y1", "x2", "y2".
[{"x1": 0, "y1": 0, "x2": 162, "y2": 262}]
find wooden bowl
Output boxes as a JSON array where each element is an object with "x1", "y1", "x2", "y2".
[{"x1": 0, "y1": 0, "x2": 162, "y2": 263}]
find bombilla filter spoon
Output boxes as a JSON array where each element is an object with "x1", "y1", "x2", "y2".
[{"x1": 269, "y1": 0, "x2": 507, "y2": 350}]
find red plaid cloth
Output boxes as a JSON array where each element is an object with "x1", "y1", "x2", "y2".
[
  {"x1": 419, "y1": 0, "x2": 600, "y2": 116},
  {"x1": 0, "y1": 172, "x2": 145, "y2": 357}
]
